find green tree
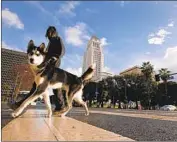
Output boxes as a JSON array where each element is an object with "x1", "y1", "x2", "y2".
[
  {"x1": 140, "y1": 61, "x2": 154, "y2": 109},
  {"x1": 159, "y1": 68, "x2": 171, "y2": 97},
  {"x1": 140, "y1": 61, "x2": 154, "y2": 80}
]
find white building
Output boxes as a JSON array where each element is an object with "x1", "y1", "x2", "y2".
[
  {"x1": 82, "y1": 36, "x2": 104, "y2": 82},
  {"x1": 100, "y1": 71, "x2": 114, "y2": 80}
]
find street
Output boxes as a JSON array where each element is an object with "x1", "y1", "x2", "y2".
[
  {"x1": 2, "y1": 104, "x2": 177, "y2": 141},
  {"x1": 68, "y1": 108, "x2": 177, "y2": 141}
]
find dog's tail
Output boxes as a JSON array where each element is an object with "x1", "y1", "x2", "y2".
[{"x1": 81, "y1": 63, "x2": 96, "y2": 82}]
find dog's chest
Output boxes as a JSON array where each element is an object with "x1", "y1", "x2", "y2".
[{"x1": 35, "y1": 75, "x2": 45, "y2": 86}]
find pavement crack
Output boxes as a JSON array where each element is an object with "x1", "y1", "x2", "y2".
[{"x1": 43, "y1": 118, "x2": 66, "y2": 141}]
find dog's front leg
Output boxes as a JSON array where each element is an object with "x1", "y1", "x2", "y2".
[
  {"x1": 11, "y1": 94, "x2": 39, "y2": 118},
  {"x1": 43, "y1": 92, "x2": 52, "y2": 118},
  {"x1": 12, "y1": 84, "x2": 48, "y2": 118}
]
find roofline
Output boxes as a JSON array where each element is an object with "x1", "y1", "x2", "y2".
[
  {"x1": 2, "y1": 48, "x2": 27, "y2": 56},
  {"x1": 119, "y1": 65, "x2": 141, "y2": 74}
]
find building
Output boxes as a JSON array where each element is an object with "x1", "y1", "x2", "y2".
[
  {"x1": 100, "y1": 71, "x2": 114, "y2": 80},
  {"x1": 1, "y1": 48, "x2": 34, "y2": 101},
  {"x1": 119, "y1": 65, "x2": 156, "y2": 81},
  {"x1": 119, "y1": 66, "x2": 142, "y2": 76},
  {"x1": 82, "y1": 36, "x2": 104, "y2": 82}
]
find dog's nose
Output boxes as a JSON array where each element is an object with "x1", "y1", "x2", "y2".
[{"x1": 30, "y1": 58, "x2": 34, "y2": 64}]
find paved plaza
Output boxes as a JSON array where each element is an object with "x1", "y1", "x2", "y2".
[{"x1": 2, "y1": 104, "x2": 177, "y2": 141}]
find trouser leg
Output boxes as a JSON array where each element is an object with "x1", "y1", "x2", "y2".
[{"x1": 53, "y1": 89, "x2": 65, "y2": 111}]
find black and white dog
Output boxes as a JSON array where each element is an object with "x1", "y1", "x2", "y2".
[{"x1": 11, "y1": 40, "x2": 95, "y2": 118}]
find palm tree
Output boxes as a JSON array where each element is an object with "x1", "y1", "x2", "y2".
[
  {"x1": 140, "y1": 61, "x2": 154, "y2": 80},
  {"x1": 159, "y1": 68, "x2": 171, "y2": 83},
  {"x1": 159, "y1": 68, "x2": 171, "y2": 96},
  {"x1": 140, "y1": 61, "x2": 154, "y2": 109}
]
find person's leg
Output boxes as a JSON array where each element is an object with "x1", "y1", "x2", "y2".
[
  {"x1": 52, "y1": 58, "x2": 66, "y2": 111},
  {"x1": 53, "y1": 89, "x2": 65, "y2": 111}
]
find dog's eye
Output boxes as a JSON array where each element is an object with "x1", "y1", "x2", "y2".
[
  {"x1": 36, "y1": 54, "x2": 40, "y2": 56},
  {"x1": 30, "y1": 53, "x2": 33, "y2": 56}
]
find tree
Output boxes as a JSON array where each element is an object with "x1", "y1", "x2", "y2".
[
  {"x1": 140, "y1": 61, "x2": 154, "y2": 80},
  {"x1": 140, "y1": 61, "x2": 154, "y2": 109},
  {"x1": 159, "y1": 68, "x2": 171, "y2": 97},
  {"x1": 83, "y1": 82, "x2": 97, "y2": 107}
]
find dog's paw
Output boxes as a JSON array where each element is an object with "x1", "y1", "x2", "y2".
[
  {"x1": 48, "y1": 112, "x2": 52, "y2": 118},
  {"x1": 85, "y1": 112, "x2": 89, "y2": 116},
  {"x1": 60, "y1": 114, "x2": 66, "y2": 118},
  {"x1": 11, "y1": 112, "x2": 18, "y2": 118}
]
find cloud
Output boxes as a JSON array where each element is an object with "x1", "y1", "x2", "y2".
[
  {"x1": 100, "y1": 37, "x2": 111, "y2": 47},
  {"x1": 58, "y1": 1, "x2": 80, "y2": 17},
  {"x1": 103, "y1": 66, "x2": 114, "y2": 74},
  {"x1": 148, "y1": 29, "x2": 171, "y2": 45},
  {"x1": 168, "y1": 21, "x2": 174, "y2": 27},
  {"x1": 2, "y1": 8, "x2": 24, "y2": 30},
  {"x1": 61, "y1": 53, "x2": 83, "y2": 76},
  {"x1": 64, "y1": 22, "x2": 90, "y2": 47},
  {"x1": 131, "y1": 46, "x2": 177, "y2": 73},
  {"x1": 1, "y1": 41, "x2": 24, "y2": 52},
  {"x1": 65, "y1": 67, "x2": 82, "y2": 76},
  {"x1": 145, "y1": 52, "x2": 151, "y2": 55}
]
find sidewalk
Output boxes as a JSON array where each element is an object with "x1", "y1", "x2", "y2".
[{"x1": 2, "y1": 109, "x2": 134, "y2": 141}]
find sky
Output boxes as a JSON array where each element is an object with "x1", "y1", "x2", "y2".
[{"x1": 2, "y1": 1, "x2": 177, "y2": 80}]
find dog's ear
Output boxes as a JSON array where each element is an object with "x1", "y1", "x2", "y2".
[{"x1": 39, "y1": 43, "x2": 46, "y2": 51}]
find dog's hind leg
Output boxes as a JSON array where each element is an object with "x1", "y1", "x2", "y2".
[
  {"x1": 43, "y1": 91, "x2": 52, "y2": 118},
  {"x1": 73, "y1": 90, "x2": 89, "y2": 116}
]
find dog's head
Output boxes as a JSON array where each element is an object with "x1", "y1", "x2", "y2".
[
  {"x1": 27, "y1": 40, "x2": 46, "y2": 66},
  {"x1": 45, "y1": 26, "x2": 58, "y2": 40}
]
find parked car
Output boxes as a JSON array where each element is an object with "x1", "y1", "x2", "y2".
[{"x1": 160, "y1": 105, "x2": 177, "y2": 111}]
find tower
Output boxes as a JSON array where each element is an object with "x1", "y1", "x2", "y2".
[{"x1": 82, "y1": 36, "x2": 104, "y2": 82}]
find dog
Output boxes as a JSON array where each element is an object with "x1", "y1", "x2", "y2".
[{"x1": 11, "y1": 40, "x2": 95, "y2": 118}]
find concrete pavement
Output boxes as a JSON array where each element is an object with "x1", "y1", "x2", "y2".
[{"x1": 2, "y1": 108, "x2": 134, "y2": 141}]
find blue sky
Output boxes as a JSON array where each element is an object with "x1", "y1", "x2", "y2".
[{"x1": 2, "y1": 1, "x2": 177, "y2": 78}]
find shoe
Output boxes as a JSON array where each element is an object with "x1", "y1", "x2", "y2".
[{"x1": 53, "y1": 107, "x2": 68, "y2": 115}]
